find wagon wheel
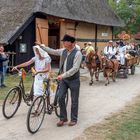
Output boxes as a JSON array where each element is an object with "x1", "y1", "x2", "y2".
[
  {"x1": 131, "y1": 65, "x2": 135, "y2": 75},
  {"x1": 124, "y1": 68, "x2": 128, "y2": 78}
]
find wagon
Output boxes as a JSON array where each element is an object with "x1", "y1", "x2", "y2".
[{"x1": 118, "y1": 56, "x2": 138, "y2": 78}]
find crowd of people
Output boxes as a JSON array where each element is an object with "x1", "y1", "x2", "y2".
[
  {"x1": 104, "y1": 40, "x2": 139, "y2": 65},
  {"x1": 80, "y1": 40, "x2": 139, "y2": 68}
]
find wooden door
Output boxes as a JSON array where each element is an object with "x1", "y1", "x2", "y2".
[{"x1": 36, "y1": 18, "x2": 49, "y2": 45}]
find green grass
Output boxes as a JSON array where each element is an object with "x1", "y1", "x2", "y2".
[
  {"x1": 75, "y1": 96, "x2": 140, "y2": 140},
  {"x1": 0, "y1": 74, "x2": 33, "y2": 100}
]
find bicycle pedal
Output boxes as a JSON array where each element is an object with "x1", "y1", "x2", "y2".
[{"x1": 26, "y1": 101, "x2": 32, "y2": 106}]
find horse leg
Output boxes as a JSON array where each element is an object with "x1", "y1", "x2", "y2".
[
  {"x1": 105, "y1": 71, "x2": 110, "y2": 86},
  {"x1": 95, "y1": 70, "x2": 99, "y2": 81},
  {"x1": 112, "y1": 72, "x2": 116, "y2": 82},
  {"x1": 89, "y1": 69, "x2": 94, "y2": 85}
]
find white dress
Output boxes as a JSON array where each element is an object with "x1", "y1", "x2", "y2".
[
  {"x1": 116, "y1": 46, "x2": 126, "y2": 65},
  {"x1": 32, "y1": 52, "x2": 51, "y2": 96}
]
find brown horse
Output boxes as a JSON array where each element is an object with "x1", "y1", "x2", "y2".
[
  {"x1": 102, "y1": 56, "x2": 119, "y2": 86},
  {"x1": 86, "y1": 51, "x2": 102, "y2": 85}
]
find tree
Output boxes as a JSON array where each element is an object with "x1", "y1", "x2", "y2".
[{"x1": 108, "y1": 0, "x2": 140, "y2": 36}]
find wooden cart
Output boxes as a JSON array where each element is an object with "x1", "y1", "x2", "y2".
[{"x1": 118, "y1": 56, "x2": 138, "y2": 78}]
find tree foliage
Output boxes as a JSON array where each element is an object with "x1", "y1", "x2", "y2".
[{"x1": 108, "y1": 0, "x2": 140, "y2": 35}]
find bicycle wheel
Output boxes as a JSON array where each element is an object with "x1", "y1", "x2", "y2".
[
  {"x1": 26, "y1": 96, "x2": 46, "y2": 134},
  {"x1": 55, "y1": 92, "x2": 68, "y2": 118},
  {"x1": 2, "y1": 87, "x2": 22, "y2": 119}
]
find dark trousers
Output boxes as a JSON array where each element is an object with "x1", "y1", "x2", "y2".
[{"x1": 58, "y1": 78, "x2": 80, "y2": 122}]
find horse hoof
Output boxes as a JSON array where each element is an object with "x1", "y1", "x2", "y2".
[
  {"x1": 89, "y1": 82, "x2": 93, "y2": 85},
  {"x1": 96, "y1": 79, "x2": 99, "y2": 81},
  {"x1": 105, "y1": 83, "x2": 108, "y2": 86}
]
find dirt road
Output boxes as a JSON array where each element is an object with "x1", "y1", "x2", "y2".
[{"x1": 0, "y1": 67, "x2": 140, "y2": 140}]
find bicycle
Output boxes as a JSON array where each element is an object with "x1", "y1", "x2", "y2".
[
  {"x1": 2, "y1": 68, "x2": 34, "y2": 119},
  {"x1": 26, "y1": 77, "x2": 68, "y2": 134}
]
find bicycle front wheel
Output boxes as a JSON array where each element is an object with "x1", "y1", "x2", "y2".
[
  {"x1": 26, "y1": 96, "x2": 46, "y2": 134},
  {"x1": 2, "y1": 87, "x2": 22, "y2": 119},
  {"x1": 55, "y1": 92, "x2": 68, "y2": 118}
]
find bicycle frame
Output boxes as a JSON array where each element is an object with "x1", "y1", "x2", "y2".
[
  {"x1": 15, "y1": 69, "x2": 33, "y2": 104},
  {"x1": 43, "y1": 78, "x2": 59, "y2": 114}
]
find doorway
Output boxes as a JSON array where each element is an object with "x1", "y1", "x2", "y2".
[{"x1": 48, "y1": 20, "x2": 60, "y2": 64}]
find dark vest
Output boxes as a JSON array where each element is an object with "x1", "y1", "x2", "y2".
[{"x1": 59, "y1": 48, "x2": 80, "y2": 80}]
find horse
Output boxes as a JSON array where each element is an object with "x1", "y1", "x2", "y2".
[
  {"x1": 86, "y1": 51, "x2": 102, "y2": 85},
  {"x1": 102, "y1": 56, "x2": 119, "y2": 86}
]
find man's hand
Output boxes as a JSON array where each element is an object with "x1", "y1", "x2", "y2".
[
  {"x1": 57, "y1": 75, "x2": 63, "y2": 80},
  {"x1": 12, "y1": 66, "x2": 18, "y2": 71}
]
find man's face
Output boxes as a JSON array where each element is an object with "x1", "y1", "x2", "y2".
[
  {"x1": 108, "y1": 42, "x2": 113, "y2": 46},
  {"x1": 63, "y1": 41, "x2": 75, "y2": 50}
]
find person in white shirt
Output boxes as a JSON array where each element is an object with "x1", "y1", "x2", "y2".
[
  {"x1": 12, "y1": 45, "x2": 51, "y2": 96},
  {"x1": 104, "y1": 40, "x2": 117, "y2": 59},
  {"x1": 116, "y1": 41, "x2": 126, "y2": 65},
  {"x1": 75, "y1": 43, "x2": 81, "y2": 51}
]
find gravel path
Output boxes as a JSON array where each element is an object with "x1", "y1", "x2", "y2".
[{"x1": 0, "y1": 66, "x2": 140, "y2": 140}]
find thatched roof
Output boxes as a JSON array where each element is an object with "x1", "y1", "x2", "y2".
[{"x1": 0, "y1": 0, "x2": 124, "y2": 44}]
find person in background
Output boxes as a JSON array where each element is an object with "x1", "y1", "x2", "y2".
[
  {"x1": 116, "y1": 41, "x2": 126, "y2": 65},
  {"x1": 104, "y1": 40, "x2": 117, "y2": 59},
  {"x1": 85, "y1": 42, "x2": 94, "y2": 56},
  {"x1": 0, "y1": 45, "x2": 8, "y2": 88},
  {"x1": 80, "y1": 43, "x2": 87, "y2": 69},
  {"x1": 39, "y1": 34, "x2": 82, "y2": 127},
  {"x1": 75, "y1": 42, "x2": 81, "y2": 51},
  {"x1": 0, "y1": 45, "x2": 9, "y2": 87}
]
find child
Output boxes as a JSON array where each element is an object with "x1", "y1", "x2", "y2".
[{"x1": 12, "y1": 45, "x2": 51, "y2": 96}]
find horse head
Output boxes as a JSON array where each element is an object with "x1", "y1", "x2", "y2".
[
  {"x1": 86, "y1": 51, "x2": 98, "y2": 67},
  {"x1": 102, "y1": 56, "x2": 108, "y2": 68}
]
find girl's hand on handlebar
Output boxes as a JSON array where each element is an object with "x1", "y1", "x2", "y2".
[{"x1": 12, "y1": 66, "x2": 18, "y2": 71}]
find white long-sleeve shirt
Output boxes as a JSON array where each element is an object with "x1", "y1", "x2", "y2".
[
  {"x1": 41, "y1": 45, "x2": 82, "y2": 79},
  {"x1": 104, "y1": 46, "x2": 117, "y2": 59}
]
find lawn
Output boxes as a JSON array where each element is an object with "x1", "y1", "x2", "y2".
[
  {"x1": 75, "y1": 96, "x2": 140, "y2": 140},
  {"x1": 0, "y1": 73, "x2": 33, "y2": 100}
]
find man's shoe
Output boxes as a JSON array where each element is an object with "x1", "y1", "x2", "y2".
[
  {"x1": 57, "y1": 120, "x2": 68, "y2": 127},
  {"x1": 68, "y1": 121, "x2": 77, "y2": 126}
]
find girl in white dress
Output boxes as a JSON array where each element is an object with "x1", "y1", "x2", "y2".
[{"x1": 12, "y1": 45, "x2": 51, "y2": 96}]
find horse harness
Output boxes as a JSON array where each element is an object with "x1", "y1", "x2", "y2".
[{"x1": 104, "y1": 59, "x2": 115, "y2": 71}]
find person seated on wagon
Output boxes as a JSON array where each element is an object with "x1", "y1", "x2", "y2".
[
  {"x1": 115, "y1": 41, "x2": 126, "y2": 65},
  {"x1": 104, "y1": 40, "x2": 117, "y2": 60},
  {"x1": 128, "y1": 42, "x2": 138, "y2": 57},
  {"x1": 124, "y1": 42, "x2": 133, "y2": 59}
]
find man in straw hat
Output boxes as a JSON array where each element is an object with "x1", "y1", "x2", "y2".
[{"x1": 104, "y1": 40, "x2": 117, "y2": 59}]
